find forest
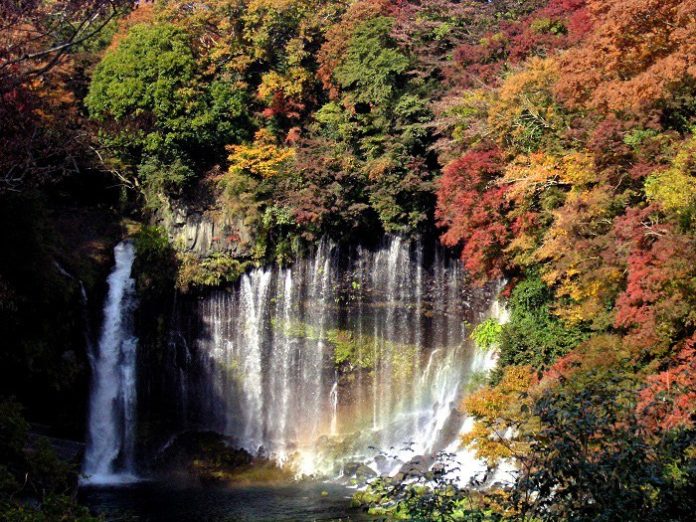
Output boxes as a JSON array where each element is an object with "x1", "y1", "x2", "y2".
[{"x1": 1, "y1": 0, "x2": 695, "y2": 520}]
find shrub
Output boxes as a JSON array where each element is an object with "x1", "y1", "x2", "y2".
[
  {"x1": 495, "y1": 274, "x2": 586, "y2": 377},
  {"x1": 470, "y1": 318, "x2": 503, "y2": 350}
]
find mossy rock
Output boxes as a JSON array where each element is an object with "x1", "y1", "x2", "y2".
[{"x1": 152, "y1": 431, "x2": 292, "y2": 485}]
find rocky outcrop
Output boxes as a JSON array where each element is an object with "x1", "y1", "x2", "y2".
[
  {"x1": 152, "y1": 431, "x2": 293, "y2": 485},
  {"x1": 157, "y1": 198, "x2": 255, "y2": 259}
]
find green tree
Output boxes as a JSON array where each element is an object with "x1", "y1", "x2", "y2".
[
  {"x1": 513, "y1": 370, "x2": 696, "y2": 521},
  {"x1": 333, "y1": 16, "x2": 410, "y2": 106},
  {"x1": 495, "y1": 274, "x2": 586, "y2": 377},
  {"x1": 86, "y1": 22, "x2": 249, "y2": 193}
]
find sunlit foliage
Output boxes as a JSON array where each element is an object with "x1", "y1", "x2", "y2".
[{"x1": 434, "y1": 1, "x2": 696, "y2": 519}]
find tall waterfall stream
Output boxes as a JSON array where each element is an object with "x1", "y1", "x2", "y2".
[
  {"x1": 83, "y1": 241, "x2": 139, "y2": 484},
  {"x1": 83, "y1": 236, "x2": 508, "y2": 490}
]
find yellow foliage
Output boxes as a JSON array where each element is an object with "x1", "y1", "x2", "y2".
[
  {"x1": 365, "y1": 156, "x2": 396, "y2": 180},
  {"x1": 258, "y1": 67, "x2": 313, "y2": 99},
  {"x1": 536, "y1": 186, "x2": 623, "y2": 326},
  {"x1": 227, "y1": 130, "x2": 295, "y2": 178},
  {"x1": 505, "y1": 232, "x2": 539, "y2": 269},
  {"x1": 561, "y1": 152, "x2": 596, "y2": 185},
  {"x1": 503, "y1": 152, "x2": 595, "y2": 201},
  {"x1": 248, "y1": 0, "x2": 301, "y2": 10},
  {"x1": 500, "y1": 152, "x2": 596, "y2": 269},
  {"x1": 460, "y1": 366, "x2": 539, "y2": 466},
  {"x1": 645, "y1": 136, "x2": 696, "y2": 216},
  {"x1": 488, "y1": 57, "x2": 562, "y2": 151},
  {"x1": 503, "y1": 152, "x2": 558, "y2": 203}
]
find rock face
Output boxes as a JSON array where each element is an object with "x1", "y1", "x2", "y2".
[{"x1": 157, "y1": 198, "x2": 254, "y2": 259}]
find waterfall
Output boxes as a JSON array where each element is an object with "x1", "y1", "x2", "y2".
[
  {"x1": 444, "y1": 290, "x2": 511, "y2": 486},
  {"x1": 173, "y1": 236, "x2": 497, "y2": 478},
  {"x1": 329, "y1": 375, "x2": 339, "y2": 436},
  {"x1": 83, "y1": 241, "x2": 139, "y2": 485}
]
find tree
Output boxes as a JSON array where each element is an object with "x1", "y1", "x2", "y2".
[
  {"x1": 495, "y1": 274, "x2": 586, "y2": 374},
  {"x1": 512, "y1": 369, "x2": 696, "y2": 521},
  {"x1": 488, "y1": 57, "x2": 565, "y2": 155},
  {"x1": 227, "y1": 130, "x2": 295, "y2": 179},
  {"x1": 644, "y1": 136, "x2": 696, "y2": 226},
  {"x1": 637, "y1": 335, "x2": 696, "y2": 434},
  {"x1": 461, "y1": 365, "x2": 538, "y2": 465},
  {"x1": 0, "y1": 0, "x2": 130, "y2": 89},
  {"x1": 436, "y1": 148, "x2": 511, "y2": 281},
  {"x1": 332, "y1": 16, "x2": 410, "y2": 107},
  {"x1": 278, "y1": 137, "x2": 371, "y2": 239},
  {"x1": 535, "y1": 185, "x2": 624, "y2": 327},
  {"x1": 555, "y1": 0, "x2": 696, "y2": 121},
  {"x1": 0, "y1": 0, "x2": 130, "y2": 192},
  {"x1": 86, "y1": 22, "x2": 249, "y2": 193},
  {"x1": 317, "y1": 0, "x2": 391, "y2": 98},
  {"x1": 449, "y1": 0, "x2": 589, "y2": 88},
  {"x1": 613, "y1": 206, "x2": 696, "y2": 353}
]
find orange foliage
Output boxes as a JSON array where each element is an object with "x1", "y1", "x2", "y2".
[
  {"x1": 108, "y1": 2, "x2": 156, "y2": 51},
  {"x1": 487, "y1": 57, "x2": 563, "y2": 152},
  {"x1": 555, "y1": 0, "x2": 696, "y2": 115},
  {"x1": 637, "y1": 335, "x2": 696, "y2": 433},
  {"x1": 460, "y1": 366, "x2": 539, "y2": 465}
]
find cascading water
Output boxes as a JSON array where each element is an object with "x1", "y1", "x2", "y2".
[
  {"x1": 169, "y1": 236, "x2": 498, "y2": 479},
  {"x1": 444, "y1": 291, "x2": 511, "y2": 486},
  {"x1": 83, "y1": 241, "x2": 139, "y2": 485}
]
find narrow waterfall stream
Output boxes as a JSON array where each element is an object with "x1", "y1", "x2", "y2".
[
  {"x1": 166, "y1": 236, "x2": 498, "y2": 479},
  {"x1": 83, "y1": 241, "x2": 139, "y2": 484}
]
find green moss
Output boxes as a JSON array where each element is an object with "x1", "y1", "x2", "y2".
[
  {"x1": 221, "y1": 462, "x2": 294, "y2": 485},
  {"x1": 271, "y1": 318, "x2": 323, "y2": 340},
  {"x1": 328, "y1": 329, "x2": 376, "y2": 369},
  {"x1": 133, "y1": 225, "x2": 171, "y2": 258},
  {"x1": 354, "y1": 477, "x2": 502, "y2": 521},
  {"x1": 135, "y1": 223, "x2": 253, "y2": 296},
  {"x1": 273, "y1": 320, "x2": 418, "y2": 377}
]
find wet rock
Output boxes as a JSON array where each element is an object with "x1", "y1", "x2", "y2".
[
  {"x1": 153, "y1": 431, "x2": 252, "y2": 470},
  {"x1": 151, "y1": 431, "x2": 293, "y2": 486},
  {"x1": 373, "y1": 454, "x2": 388, "y2": 470},
  {"x1": 343, "y1": 461, "x2": 361, "y2": 476},
  {"x1": 355, "y1": 464, "x2": 377, "y2": 480}
]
